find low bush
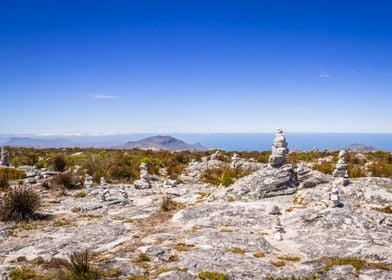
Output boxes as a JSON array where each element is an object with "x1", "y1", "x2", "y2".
[
  {"x1": 53, "y1": 155, "x2": 67, "y2": 172},
  {"x1": 202, "y1": 166, "x2": 252, "y2": 186},
  {"x1": 0, "y1": 174, "x2": 9, "y2": 189},
  {"x1": 0, "y1": 186, "x2": 41, "y2": 221},
  {"x1": 51, "y1": 172, "x2": 79, "y2": 189},
  {"x1": 0, "y1": 168, "x2": 26, "y2": 181}
]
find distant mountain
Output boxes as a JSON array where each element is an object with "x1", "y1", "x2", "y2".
[
  {"x1": 122, "y1": 135, "x2": 207, "y2": 151},
  {"x1": 345, "y1": 143, "x2": 377, "y2": 152},
  {"x1": 5, "y1": 137, "x2": 76, "y2": 148}
]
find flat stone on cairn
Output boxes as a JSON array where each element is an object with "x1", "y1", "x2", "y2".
[
  {"x1": 268, "y1": 128, "x2": 289, "y2": 168},
  {"x1": 333, "y1": 150, "x2": 349, "y2": 186},
  {"x1": 0, "y1": 147, "x2": 10, "y2": 167}
]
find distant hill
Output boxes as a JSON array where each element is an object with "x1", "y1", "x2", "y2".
[
  {"x1": 345, "y1": 143, "x2": 377, "y2": 152},
  {"x1": 122, "y1": 135, "x2": 207, "y2": 151},
  {"x1": 5, "y1": 137, "x2": 75, "y2": 148}
]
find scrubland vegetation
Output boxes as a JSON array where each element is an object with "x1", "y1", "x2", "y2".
[{"x1": 1, "y1": 148, "x2": 391, "y2": 189}]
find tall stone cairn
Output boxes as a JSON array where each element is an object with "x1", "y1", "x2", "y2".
[
  {"x1": 268, "y1": 128, "x2": 289, "y2": 168},
  {"x1": 0, "y1": 147, "x2": 10, "y2": 167},
  {"x1": 333, "y1": 150, "x2": 349, "y2": 186}
]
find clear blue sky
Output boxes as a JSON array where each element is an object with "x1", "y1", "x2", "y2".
[{"x1": 1, "y1": 0, "x2": 391, "y2": 134}]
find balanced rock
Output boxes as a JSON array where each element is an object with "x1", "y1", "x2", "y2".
[{"x1": 268, "y1": 128, "x2": 289, "y2": 168}]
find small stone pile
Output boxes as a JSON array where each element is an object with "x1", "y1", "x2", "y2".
[
  {"x1": 328, "y1": 183, "x2": 342, "y2": 208},
  {"x1": 273, "y1": 216, "x2": 285, "y2": 241},
  {"x1": 269, "y1": 205, "x2": 281, "y2": 215},
  {"x1": 84, "y1": 174, "x2": 94, "y2": 189},
  {"x1": 231, "y1": 153, "x2": 241, "y2": 168},
  {"x1": 100, "y1": 177, "x2": 107, "y2": 187},
  {"x1": 268, "y1": 128, "x2": 289, "y2": 168},
  {"x1": 333, "y1": 150, "x2": 349, "y2": 186},
  {"x1": 0, "y1": 147, "x2": 10, "y2": 167},
  {"x1": 134, "y1": 163, "x2": 152, "y2": 189}
]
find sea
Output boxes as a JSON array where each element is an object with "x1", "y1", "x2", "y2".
[
  {"x1": 1, "y1": 133, "x2": 391, "y2": 152},
  {"x1": 171, "y1": 133, "x2": 392, "y2": 152}
]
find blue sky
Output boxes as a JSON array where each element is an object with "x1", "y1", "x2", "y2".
[{"x1": 1, "y1": 0, "x2": 391, "y2": 134}]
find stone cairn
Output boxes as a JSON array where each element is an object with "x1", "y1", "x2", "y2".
[
  {"x1": 231, "y1": 153, "x2": 241, "y2": 168},
  {"x1": 84, "y1": 174, "x2": 93, "y2": 188},
  {"x1": 134, "y1": 163, "x2": 152, "y2": 189},
  {"x1": 333, "y1": 150, "x2": 349, "y2": 186},
  {"x1": 273, "y1": 216, "x2": 285, "y2": 241},
  {"x1": 0, "y1": 147, "x2": 10, "y2": 167},
  {"x1": 269, "y1": 205, "x2": 282, "y2": 215},
  {"x1": 328, "y1": 182, "x2": 342, "y2": 208},
  {"x1": 268, "y1": 128, "x2": 289, "y2": 168},
  {"x1": 99, "y1": 177, "x2": 111, "y2": 201},
  {"x1": 100, "y1": 177, "x2": 107, "y2": 187}
]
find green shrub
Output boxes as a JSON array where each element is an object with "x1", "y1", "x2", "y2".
[
  {"x1": 0, "y1": 186, "x2": 41, "y2": 221},
  {"x1": 202, "y1": 166, "x2": 251, "y2": 186},
  {"x1": 0, "y1": 168, "x2": 26, "y2": 181}
]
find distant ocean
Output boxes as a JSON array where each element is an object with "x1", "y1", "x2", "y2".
[
  {"x1": 1, "y1": 133, "x2": 391, "y2": 152},
  {"x1": 171, "y1": 133, "x2": 392, "y2": 152}
]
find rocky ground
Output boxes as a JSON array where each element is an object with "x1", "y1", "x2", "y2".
[{"x1": 0, "y1": 156, "x2": 391, "y2": 280}]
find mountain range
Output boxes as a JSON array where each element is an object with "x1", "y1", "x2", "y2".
[{"x1": 4, "y1": 135, "x2": 207, "y2": 151}]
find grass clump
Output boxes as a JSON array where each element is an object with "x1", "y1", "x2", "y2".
[
  {"x1": 226, "y1": 247, "x2": 246, "y2": 255},
  {"x1": 127, "y1": 276, "x2": 149, "y2": 280},
  {"x1": 321, "y1": 256, "x2": 391, "y2": 273},
  {"x1": 160, "y1": 196, "x2": 182, "y2": 212},
  {"x1": 0, "y1": 186, "x2": 41, "y2": 221},
  {"x1": 271, "y1": 260, "x2": 286, "y2": 267},
  {"x1": 132, "y1": 253, "x2": 151, "y2": 263},
  {"x1": 253, "y1": 251, "x2": 266, "y2": 258},
  {"x1": 278, "y1": 255, "x2": 301, "y2": 262},
  {"x1": 9, "y1": 267, "x2": 45, "y2": 280},
  {"x1": 172, "y1": 243, "x2": 195, "y2": 252},
  {"x1": 74, "y1": 191, "x2": 86, "y2": 198},
  {"x1": 220, "y1": 228, "x2": 234, "y2": 233},
  {"x1": 371, "y1": 205, "x2": 392, "y2": 214},
  {"x1": 197, "y1": 271, "x2": 229, "y2": 280},
  {"x1": 65, "y1": 250, "x2": 100, "y2": 280}
]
